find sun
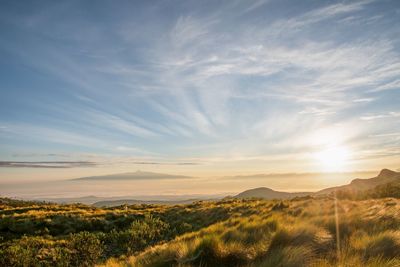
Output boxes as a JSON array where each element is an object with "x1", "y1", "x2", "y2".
[{"x1": 314, "y1": 146, "x2": 351, "y2": 172}]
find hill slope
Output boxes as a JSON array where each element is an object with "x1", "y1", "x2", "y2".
[
  {"x1": 104, "y1": 197, "x2": 400, "y2": 267},
  {"x1": 317, "y1": 168, "x2": 400, "y2": 195}
]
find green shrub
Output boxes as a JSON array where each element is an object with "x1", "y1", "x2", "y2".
[
  {"x1": 68, "y1": 231, "x2": 103, "y2": 266},
  {"x1": 0, "y1": 236, "x2": 70, "y2": 267},
  {"x1": 126, "y1": 215, "x2": 170, "y2": 253}
]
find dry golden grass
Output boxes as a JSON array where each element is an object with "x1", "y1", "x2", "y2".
[
  {"x1": 101, "y1": 197, "x2": 400, "y2": 267},
  {"x1": 2, "y1": 197, "x2": 400, "y2": 266}
]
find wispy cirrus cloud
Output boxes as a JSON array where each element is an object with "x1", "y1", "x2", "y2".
[{"x1": 0, "y1": 0, "x2": 399, "y2": 177}]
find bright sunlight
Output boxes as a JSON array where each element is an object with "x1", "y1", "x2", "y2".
[{"x1": 315, "y1": 146, "x2": 351, "y2": 172}]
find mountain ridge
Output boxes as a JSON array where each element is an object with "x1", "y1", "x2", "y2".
[
  {"x1": 234, "y1": 169, "x2": 400, "y2": 199},
  {"x1": 316, "y1": 168, "x2": 400, "y2": 195}
]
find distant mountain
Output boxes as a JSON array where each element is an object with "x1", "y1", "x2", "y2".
[
  {"x1": 40, "y1": 195, "x2": 104, "y2": 205},
  {"x1": 71, "y1": 170, "x2": 192, "y2": 181},
  {"x1": 33, "y1": 193, "x2": 230, "y2": 206},
  {"x1": 316, "y1": 169, "x2": 400, "y2": 195},
  {"x1": 234, "y1": 187, "x2": 311, "y2": 199}
]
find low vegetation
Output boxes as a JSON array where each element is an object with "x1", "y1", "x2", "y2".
[
  {"x1": 1, "y1": 195, "x2": 400, "y2": 266},
  {"x1": 336, "y1": 181, "x2": 400, "y2": 200}
]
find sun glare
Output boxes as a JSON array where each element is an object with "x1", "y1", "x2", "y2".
[{"x1": 315, "y1": 146, "x2": 351, "y2": 172}]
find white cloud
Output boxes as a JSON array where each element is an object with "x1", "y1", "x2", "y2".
[
  {"x1": 360, "y1": 112, "x2": 400, "y2": 121},
  {"x1": 353, "y1": 98, "x2": 375, "y2": 103}
]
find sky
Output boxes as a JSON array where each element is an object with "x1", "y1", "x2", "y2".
[{"x1": 0, "y1": 0, "x2": 400, "y2": 197}]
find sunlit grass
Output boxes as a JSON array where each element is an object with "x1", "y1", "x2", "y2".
[
  {"x1": 1, "y1": 197, "x2": 400, "y2": 266},
  {"x1": 99, "y1": 198, "x2": 400, "y2": 267}
]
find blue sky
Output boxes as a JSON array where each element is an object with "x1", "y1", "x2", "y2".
[{"x1": 0, "y1": 0, "x2": 400, "y2": 183}]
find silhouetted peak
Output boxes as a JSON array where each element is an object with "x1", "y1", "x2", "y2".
[
  {"x1": 378, "y1": 169, "x2": 397, "y2": 178},
  {"x1": 350, "y1": 178, "x2": 363, "y2": 184}
]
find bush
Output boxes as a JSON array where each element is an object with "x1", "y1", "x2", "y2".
[
  {"x1": 0, "y1": 236, "x2": 70, "y2": 267},
  {"x1": 126, "y1": 214, "x2": 170, "y2": 253},
  {"x1": 68, "y1": 231, "x2": 103, "y2": 266}
]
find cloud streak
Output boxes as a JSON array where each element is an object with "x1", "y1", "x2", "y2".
[
  {"x1": 0, "y1": 160, "x2": 200, "y2": 169},
  {"x1": 0, "y1": 161, "x2": 96, "y2": 168}
]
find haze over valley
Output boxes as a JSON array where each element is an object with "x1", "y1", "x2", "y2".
[{"x1": 1, "y1": 169, "x2": 379, "y2": 199}]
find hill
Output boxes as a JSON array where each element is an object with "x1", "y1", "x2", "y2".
[
  {"x1": 317, "y1": 168, "x2": 400, "y2": 195},
  {"x1": 234, "y1": 187, "x2": 311, "y2": 199}
]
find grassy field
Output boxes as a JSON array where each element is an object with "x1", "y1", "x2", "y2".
[{"x1": 1, "y1": 196, "x2": 400, "y2": 266}]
